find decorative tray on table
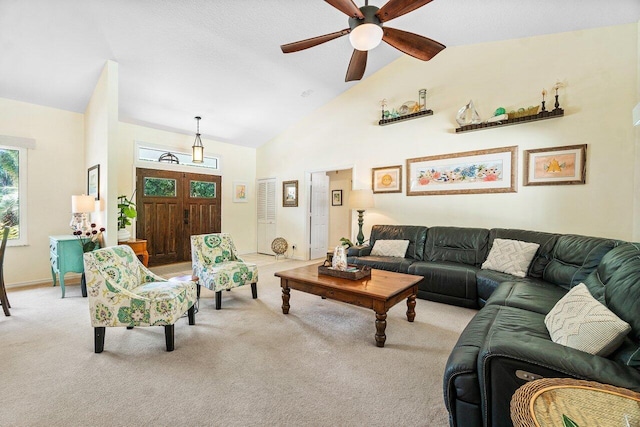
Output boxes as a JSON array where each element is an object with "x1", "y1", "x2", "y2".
[{"x1": 318, "y1": 261, "x2": 371, "y2": 280}]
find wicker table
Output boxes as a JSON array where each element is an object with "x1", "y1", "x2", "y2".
[{"x1": 511, "y1": 378, "x2": 640, "y2": 427}]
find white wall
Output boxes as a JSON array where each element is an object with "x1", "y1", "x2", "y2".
[
  {"x1": 0, "y1": 98, "x2": 85, "y2": 285},
  {"x1": 84, "y1": 60, "x2": 119, "y2": 246},
  {"x1": 258, "y1": 23, "x2": 639, "y2": 258},
  {"x1": 116, "y1": 123, "x2": 257, "y2": 254},
  {"x1": 634, "y1": 20, "x2": 640, "y2": 241}
]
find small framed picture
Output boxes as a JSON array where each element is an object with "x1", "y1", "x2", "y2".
[
  {"x1": 372, "y1": 165, "x2": 402, "y2": 194},
  {"x1": 87, "y1": 164, "x2": 100, "y2": 200},
  {"x1": 283, "y1": 180, "x2": 298, "y2": 207},
  {"x1": 233, "y1": 181, "x2": 248, "y2": 203},
  {"x1": 523, "y1": 144, "x2": 587, "y2": 186},
  {"x1": 332, "y1": 190, "x2": 343, "y2": 206}
]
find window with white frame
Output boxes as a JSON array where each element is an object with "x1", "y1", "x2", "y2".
[{"x1": 0, "y1": 144, "x2": 28, "y2": 246}]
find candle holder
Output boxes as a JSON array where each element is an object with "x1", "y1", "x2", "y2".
[{"x1": 541, "y1": 89, "x2": 547, "y2": 112}]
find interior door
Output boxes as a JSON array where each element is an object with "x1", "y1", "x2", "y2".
[
  {"x1": 136, "y1": 168, "x2": 221, "y2": 266},
  {"x1": 257, "y1": 178, "x2": 276, "y2": 255},
  {"x1": 309, "y1": 172, "x2": 329, "y2": 259}
]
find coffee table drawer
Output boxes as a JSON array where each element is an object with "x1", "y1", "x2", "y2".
[{"x1": 323, "y1": 288, "x2": 373, "y2": 309}]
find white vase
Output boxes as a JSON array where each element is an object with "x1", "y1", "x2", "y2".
[{"x1": 117, "y1": 228, "x2": 131, "y2": 242}]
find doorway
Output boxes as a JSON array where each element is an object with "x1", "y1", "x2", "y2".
[
  {"x1": 135, "y1": 168, "x2": 221, "y2": 266},
  {"x1": 308, "y1": 169, "x2": 352, "y2": 259}
]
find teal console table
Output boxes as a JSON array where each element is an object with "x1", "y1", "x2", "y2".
[{"x1": 49, "y1": 235, "x2": 86, "y2": 298}]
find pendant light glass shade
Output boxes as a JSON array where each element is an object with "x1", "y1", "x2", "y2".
[
  {"x1": 349, "y1": 23, "x2": 383, "y2": 51},
  {"x1": 192, "y1": 116, "x2": 204, "y2": 163}
]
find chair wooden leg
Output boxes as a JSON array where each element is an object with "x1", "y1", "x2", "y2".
[
  {"x1": 215, "y1": 291, "x2": 222, "y2": 310},
  {"x1": 251, "y1": 282, "x2": 258, "y2": 299},
  {"x1": 94, "y1": 327, "x2": 105, "y2": 353},
  {"x1": 164, "y1": 325, "x2": 175, "y2": 351},
  {"x1": 0, "y1": 287, "x2": 10, "y2": 316},
  {"x1": 188, "y1": 305, "x2": 195, "y2": 325},
  {"x1": 0, "y1": 274, "x2": 10, "y2": 316}
]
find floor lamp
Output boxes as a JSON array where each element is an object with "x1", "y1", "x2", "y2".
[{"x1": 348, "y1": 189, "x2": 374, "y2": 246}]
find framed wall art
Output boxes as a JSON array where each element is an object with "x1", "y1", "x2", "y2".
[
  {"x1": 332, "y1": 189, "x2": 342, "y2": 206},
  {"x1": 233, "y1": 181, "x2": 248, "y2": 202},
  {"x1": 406, "y1": 146, "x2": 517, "y2": 196},
  {"x1": 283, "y1": 180, "x2": 298, "y2": 207},
  {"x1": 87, "y1": 164, "x2": 100, "y2": 200},
  {"x1": 523, "y1": 144, "x2": 586, "y2": 186},
  {"x1": 372, "y1": 165, "x2": 402, "y2": 194}
]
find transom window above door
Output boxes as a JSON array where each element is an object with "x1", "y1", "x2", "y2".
[{"x1": 136, "y1": 143, "x2": 220, "y2": 171}]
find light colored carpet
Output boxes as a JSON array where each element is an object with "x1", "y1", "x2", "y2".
[{"x1": 0, "y1": 254, "x2": 476, "y2": 426}]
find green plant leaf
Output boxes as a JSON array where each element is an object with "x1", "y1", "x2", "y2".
[{"x1": 562, "y1": 414, "x2": 579, "y2": 427}]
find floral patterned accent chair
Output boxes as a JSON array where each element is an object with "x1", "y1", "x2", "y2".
[
  {"x1": 83, "y1": 245, "x2": 197, "y2": 353},
  {"x1": 191, "y1": 233, "x2": 258, "y2": 310}
]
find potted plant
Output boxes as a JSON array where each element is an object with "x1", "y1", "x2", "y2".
[{"x1": 117, "y1": 194, "x2": 137, "y2": 242}]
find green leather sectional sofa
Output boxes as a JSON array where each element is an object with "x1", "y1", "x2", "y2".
[{"x1": 347, "y1": 224, "x2": 640, "y2": 427}]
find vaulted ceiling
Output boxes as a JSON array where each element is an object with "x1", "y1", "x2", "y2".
[{"x1": 1, "y1": 0, "x2": 639, "y2": 148}]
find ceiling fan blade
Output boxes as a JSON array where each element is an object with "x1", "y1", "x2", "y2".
[
  {"x1": 382, "y1": 27, "x2": 445, "y2": 61},
  {"x1": 281, "y1": 29, "x2": 350, "y2": 53},
  {"x1": 345, "y1": 49, "x2": 367, "y2": 82},
  {"x1": 376, "y1": 0, "x2": 434, "y2": 22},
  {"x1": 325, "y1": 0, "x2": 364, "y2": 19}
]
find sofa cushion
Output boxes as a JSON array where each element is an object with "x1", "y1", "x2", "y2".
[
  {"x1": 369, "y1": 225, "x2": 428, "y2": 261},
  {"x1": 370, "y1": 239, "x2": 410, "y2": 258},
  {"x1": 350, "y1": 256, "x2": 413, "y2": 274},
  {"x1": 408, "y1": 260, "x2": 478, "y2": 302},
  {"x1": 543, "y1": 234, "x2": 617, "y2": 290},
  {"x1": 424, "y1": 226, "x2": 489, "y2": 267},
  {"x1": 485, "y1": 279, "x2": 567, "y2": 315},
  {"x1": 581, "y1": 243, "x2": 640, "y2": 367},
  {"x1": 476, "y1": 269, "x2": 522, "y2": 306},
  {"x1": 488, "y1": 228, "x2": 559, "y2": 278},
  {"x1": 545, "y1": 284, "x2": 631, "y2": 356},
  {"x1": 481, "y1": 238, "x2": 540, "y2": 278}
]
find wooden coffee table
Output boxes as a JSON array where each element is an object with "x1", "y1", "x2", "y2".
[{"x1": 274, "y1": 264, "x2": 422, "y2": 347}]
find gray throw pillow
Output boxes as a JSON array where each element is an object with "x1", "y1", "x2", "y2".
[
  {"x1": 545, "y1": 284, "x2": 631, "y2": 356},
  {"x1": 370, "y1": 240, "x2": 410, "y2": 258},
  {"x1": 481, "y1": 238, "x2": 540, "y2": 278}
]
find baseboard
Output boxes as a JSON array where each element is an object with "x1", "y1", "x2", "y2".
[{"x1": 7, "y1": 273, "x2": 82, "y2": 290}]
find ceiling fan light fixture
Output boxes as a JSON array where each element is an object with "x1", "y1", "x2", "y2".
[
  {"x1": 192, "y1": 116, "x2": 204, "y2": 163},
  {"x1": 349, "y1": 23, "x2": 383, "y2": 51}
]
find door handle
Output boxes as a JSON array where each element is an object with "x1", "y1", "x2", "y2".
[{"x1": 184, "y1": 209, "x2": 189, "y2": 225}]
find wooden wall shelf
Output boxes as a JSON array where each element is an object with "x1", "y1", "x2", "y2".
[
  {"x1": 455, "y1": 108, "x2": 564, "y2": 133},
  {"x1": 379, "y1": 109, "x2": 433, "y2": 126}
]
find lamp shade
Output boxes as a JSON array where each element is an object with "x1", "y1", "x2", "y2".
[
  {"x1": 348, "y1": 189, "x2": 374, "y2": 210},
  {"x1": 349, "y1": 23, "x2": 383, "y2": 51},
  {"x1": 71, "y1": 195, "x2": 95, "y2": 213}
]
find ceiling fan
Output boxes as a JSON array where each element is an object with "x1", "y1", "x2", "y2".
[{"x1": 280, "y1": 0, "x2": 446, "y2": 82}]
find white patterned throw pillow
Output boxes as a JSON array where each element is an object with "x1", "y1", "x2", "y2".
[
  {"x1": 545, "y1": 284, "x2": 631, "y2": 356},
  {"x1": 481, "y1": 238, "x2": 540, "y2": 278},
  {"x1": 370, "y1": 240, "x2": 410, "y2": 258}
]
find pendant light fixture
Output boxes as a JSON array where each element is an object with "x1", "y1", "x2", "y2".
[{"x1": 192, "y1": 116, "x2": 204, "y2": 163}]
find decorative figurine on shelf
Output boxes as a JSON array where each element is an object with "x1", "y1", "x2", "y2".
[
  {"x1": 380, "y1": 99, "x2": 387, "y2": 120},
  {"x1": 419, "y1": 89, "x2": 427, "y2": 111},
  {"x1": 541, "y1": 89, "x2": 547, "y2": 112},
  {"x1": 456, "y1": 100, "x2": 482, "y2": 126},
  {"x1": 553, "y1": 81, "x2": 565, "y2": 110}
]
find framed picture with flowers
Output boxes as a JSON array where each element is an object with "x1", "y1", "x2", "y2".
[{"x1": 406, "y1": 146, "x2": 517, "y2": 196}]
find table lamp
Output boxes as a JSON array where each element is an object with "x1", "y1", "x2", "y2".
[
  {"x1": 348, "y1": 189, "x2": 374, "y2": 246},
  {"x1": 70, "y1": 195, "x2": 95, "y2": 233}
]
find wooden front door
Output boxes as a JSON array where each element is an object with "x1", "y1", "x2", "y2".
[{"x1": 136, "y1": 168, "x2": 221, "y2": 266}]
